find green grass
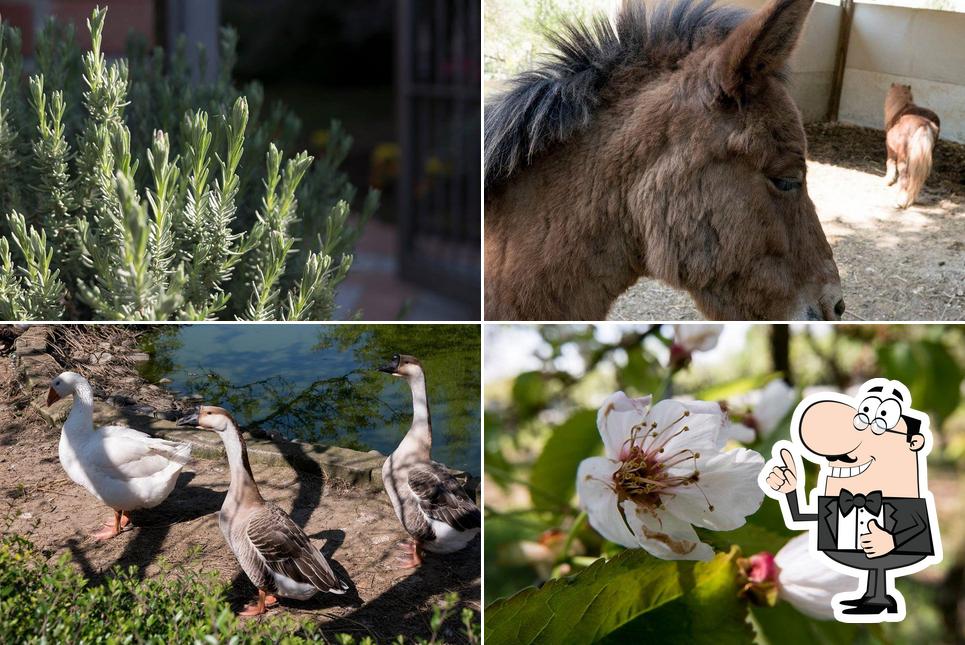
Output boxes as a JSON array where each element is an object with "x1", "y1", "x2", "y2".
[{"x1": 0, "y1": 532, "x2": 477, "y2": 644}]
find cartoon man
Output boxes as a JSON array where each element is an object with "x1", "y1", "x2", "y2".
[{"x1": 760, "y1": 378, "x2": 941, "y2": 622}]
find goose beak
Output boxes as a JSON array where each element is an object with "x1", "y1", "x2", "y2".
[
  {"x1": 377, "y1": 356, "x2": 400, "y2": 375},
  {"x1": 176, "y1": 410, "x2": 200, "y2": 427},
  {"x1": 46, "y1": 387, "x2": 61, "y2": 406}
]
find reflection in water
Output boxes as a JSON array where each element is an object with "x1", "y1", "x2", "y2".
[{"x1": 140, "y1": 325, "x2": 480, "y2": 476}]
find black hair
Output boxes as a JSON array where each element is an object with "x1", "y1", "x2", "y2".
[
  {"x1": 484, "y1": 0, "x2": 750, "y2": 189},
  {"x1": 901, "y1": 414, "x2": 921, "y2": 443},
  {"x1": 867, "y1": 385, "x2": 903, "y2": 401}
]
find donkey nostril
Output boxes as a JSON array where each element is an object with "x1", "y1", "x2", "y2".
[{"x1": 834, "y1": 299, "x2": 846, "y2": 317}]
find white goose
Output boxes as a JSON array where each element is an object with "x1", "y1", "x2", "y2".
[
  {"x1": 177, "y1": 406, "x2": 349, "y2": 615},
  {"x1": 378, "y1": 354, "x2": 480, "y2": 568},
  {"x1": 48, "y1": 371, "x2": 191, "y2": 540}
]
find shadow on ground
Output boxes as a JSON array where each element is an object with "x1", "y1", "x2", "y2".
[{"x1": 0, "y1": 402, "x2": 481, "y2": 643}]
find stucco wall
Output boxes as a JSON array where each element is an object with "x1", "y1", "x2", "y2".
[
  {"x1": 839, "y1": 3, "x2": 965, "y2": 143},
  {"x1": 788, "y1": 1, "x2": 841, "y2": 123},
  {"x1": 728, "y1": 0, "x2": 841, "y2": 122},
  {"x1": 725, "y1": 0, "x2": 965, "y2": 143}
]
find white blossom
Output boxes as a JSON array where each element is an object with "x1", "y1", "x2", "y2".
[
  {"x1": 577, "y1": 392, "x2": 764, "y2": 561},
  {"x1": 672, "y1": 324, "x2": 723, "y2": 353},
  {"x1": 729, "y1": 380, "x2": 797, "y2": 442},
  {"x1": 775, "y1": 533, "x2": 857, "y2": 619}
]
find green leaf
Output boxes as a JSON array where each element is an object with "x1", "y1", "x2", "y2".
[
  {"x1": 530, "y1": 409, "x2": 599, "y2": 511},
  {"x1": 696, "y1": 373, "x2": 781, "y2": 402},
  {"x1": 483, "y1": 510, "x2": 559, "y2": 605},
  {"x1": 697, "y1": 521, "x2": 791, "y2": 556},
  {"x1": 619, "y1": 346, "x2": 663, "y2": 395},
  {"x1": 485, "y1": 549, "x2": 751, "y2": 645},
  {"x1": 877, "y1": 340, "x2": 961, "y2": 422},
  {"x1": 512, "y1": 371, "x2": 548, "y2": 419},
  {"x1": 750, "y1": 600, "x2": 862, "y2": 645}
]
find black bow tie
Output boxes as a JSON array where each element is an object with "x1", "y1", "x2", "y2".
[{"x1": 838, "y1": 489, "x2": 883, "y2": 516}]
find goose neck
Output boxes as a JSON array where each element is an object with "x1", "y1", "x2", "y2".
[
  {"x1": 64, "y1": 380, "x2": 95, "y2": 435},
  {"x1": 403, "y1": 371, "x2": 432, "y2": 453},
  {"x1": 219, "y1": 424, "x2": 262, "y2": 504}
]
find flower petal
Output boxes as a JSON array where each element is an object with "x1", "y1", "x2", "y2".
[
  {"x1": 719, "y1": 422, "x2": 756, "y2": 446},
  {"x1": 755, "y1": 380, "x2": 796, "y2": 436},
  {"x1": 576, "y1": 457, "x2": 636, "y2": 547},
  {"x1": 596, "y1": 391, "x2": 652, "y2": 459},
  {"x1": 644, "y1": 400, "x2": 722, "y2": 464},
  {"x1": 662, "y1": 448, "x2": 765, "y2": 531},
  {"x1": 776, "y1": 533, "x2": 858, "y2": 620},
  {"x1": 627, "y1": 506, "x2": 715, "y2": 561},
  {"x1": 673, "y1": 324, "x2": 723, "y2": 352}
]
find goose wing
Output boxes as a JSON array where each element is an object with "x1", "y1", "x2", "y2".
[
  {"x1": 407, "y1": 462, "x2": 480, "y2": 532},
  {"x1": 88, "y1": 425, "x2": 191, "y2": 479},
  {"x1": 245, "y1": 503, "x2": 347, "y2": 594}
]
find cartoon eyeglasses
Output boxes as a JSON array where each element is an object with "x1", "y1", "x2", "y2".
[{"x1": 853, "y1": 396, "x2": 903, "y2": 435}]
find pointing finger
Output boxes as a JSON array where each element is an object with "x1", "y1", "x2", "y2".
[{"x1": 780, "y1": 448, "x2": 795, "y2": 473}]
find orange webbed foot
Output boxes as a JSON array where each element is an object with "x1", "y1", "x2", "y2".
[
  {"x1": 238, "y1": 590, "x2": 269, "y2": 616},
  {"x1": 90, "y1": 524, "x2": 120, "y2": 541}
]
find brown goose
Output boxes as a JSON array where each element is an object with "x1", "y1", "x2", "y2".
[
  {"x1": 378, "y1": 354, "x2": 480, "y2": 568},
  {"x1": 177, "y1": 406, "x2": 348, "y2": 615}
]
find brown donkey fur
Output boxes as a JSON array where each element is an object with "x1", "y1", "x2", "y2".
[
  {"x1": 484, "y1": 0, "x2": 843, "y2": 321},
  {"x1": 884, "y1": 84, "x2": 940, "y2": 209}
]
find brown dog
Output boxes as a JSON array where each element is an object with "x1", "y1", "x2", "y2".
[{"x1": 884, "y1": 84, "x2": 940, "y2": 209}]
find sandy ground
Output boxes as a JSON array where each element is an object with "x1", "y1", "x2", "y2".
[
  {"x1": 610, "y1": 123, "x2": 965, "y2": 321},
  {"x1": 0, "y1": 358, "x2": 479, "y2": 643}
]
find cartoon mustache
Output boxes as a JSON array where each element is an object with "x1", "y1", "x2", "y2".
[{"x1": 825, "y1": 453, "x2": 858, "y2": 464}]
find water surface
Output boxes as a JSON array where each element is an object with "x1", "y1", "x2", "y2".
[{"x1": 140, "y1": 324, "x2": 480, "y2": 476}]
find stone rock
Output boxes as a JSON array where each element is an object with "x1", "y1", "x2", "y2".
[
  {"x1": 18, "y1": 353, "x2": 61, "y2": 388},
  {"x1": 107, "y1": 394, "x2": 136, "y2": 407},
  {"x1": 14, "y1": 329, "x2": 47, "y2": 356},
  {"x1": 129, "y1": 352, "x2": 150, "y2": 363},
  {"x1": 89, "y1": 352, "x2": 113, "y2": 365},
  {"x1": 156, "y1": 409, "x2": 182, "y2": 422},
  {"x1": 125, "y1": 404, "x2": 157, "y2": 417}
]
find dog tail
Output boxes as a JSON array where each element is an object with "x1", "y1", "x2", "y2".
[{"x1": 897, "y1": 124, "x2": 937, "y2": 209}]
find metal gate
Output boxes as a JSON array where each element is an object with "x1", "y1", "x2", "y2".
[{"x1": 396, "y1": 0, "x2": 480, "y2": 312}]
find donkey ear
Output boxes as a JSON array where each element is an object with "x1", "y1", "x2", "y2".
[{"x1": 715, "y1": 0, "x2": 813, "y2": 101}]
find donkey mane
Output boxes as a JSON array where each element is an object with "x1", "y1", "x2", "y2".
[{"x1": 484, "y1": 0, "x2": 751, "y2": 189}]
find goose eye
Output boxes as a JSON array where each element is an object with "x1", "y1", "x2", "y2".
[{"x1": 769, "y1": 176, "x2": 802, "y2": 192}]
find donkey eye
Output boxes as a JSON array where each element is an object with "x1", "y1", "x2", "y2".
[{"x1": 769, "y1": 176, "x2": 802, "y2": 192}]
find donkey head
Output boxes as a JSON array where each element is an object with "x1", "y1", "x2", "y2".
[
  {"x1": 625, "y1": 0, "x2": 843, "y2": 320},
  {"x1": 887, "y1": 82, "x2": 913, "y2": 105}
]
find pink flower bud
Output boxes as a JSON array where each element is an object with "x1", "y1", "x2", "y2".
[{"x1": 746, "y1": 551, "x2": 777, "y2": 583}]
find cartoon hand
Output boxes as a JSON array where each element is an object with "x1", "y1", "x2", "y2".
[
  {"x1": 765, "y1": 448, "x2": 797, "y2": 494},
  {"x1": 860, "y1": 520, "x2": 896, "y2": 558}
]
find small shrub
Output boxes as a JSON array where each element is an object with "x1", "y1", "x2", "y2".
[
  {"x1": 0, "y1": 531, "x2": 479, "y2": 644},
  {"x1": 0, "y1": 7, "x2": 377, "y2": 320}
]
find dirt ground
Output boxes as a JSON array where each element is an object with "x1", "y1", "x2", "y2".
[
  {"x1": 0, "y1": 352, "x2": 479, "y2": 643},
  {"x1": 610, "y1": 122, "x2": 965, "y2": 321}
]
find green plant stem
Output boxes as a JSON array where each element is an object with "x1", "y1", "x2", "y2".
[{"x1": 557, "y1": 510, "x2": 587, "y2": 564}]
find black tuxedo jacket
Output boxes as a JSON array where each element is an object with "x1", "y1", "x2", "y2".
[{"x1": 785, "y1": 493, "x2": 933, "y2": 555}]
